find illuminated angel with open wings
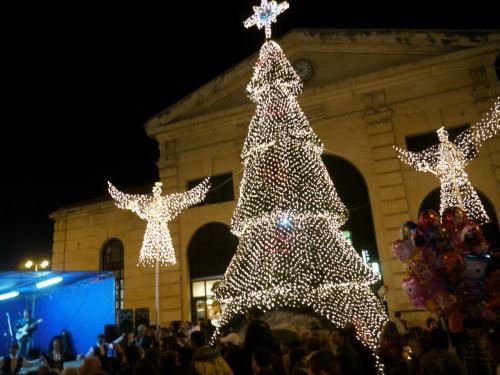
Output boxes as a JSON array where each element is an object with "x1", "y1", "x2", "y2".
[
  {"x1": 394, "y1": 98, "x2": 500, "y2": 224},
  {"x1": 108, "y1": 178, "x2": 210, "y2": 266}
]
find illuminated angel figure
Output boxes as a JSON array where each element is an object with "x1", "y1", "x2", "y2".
[
  {"x1": 394, "y1": 98, "x2": 500, "y2": 224},
  {"x1": 108, "y1": 178, "x2": 210, "y2": 266}
]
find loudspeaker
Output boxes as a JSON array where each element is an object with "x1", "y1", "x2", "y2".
[
  {"x1": 134, "y1": 308, "x2": 150, "y2": 329},
  {"x1": 118, "y1": 309, "x2": 134, "y2": 333},
  {"x1": 104, "y1": 324, "x2": 120, "y2": 343}
]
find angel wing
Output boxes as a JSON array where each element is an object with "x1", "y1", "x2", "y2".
[
  {"x1": 393, "y1": 144, "x2": 439, "y2": 173},
  {"x1": 107, "y1": 181, "x2": 149, "y2": 216},
  {"x1": 164, "y1": 177, "x2": 211, "y2": 218},
  {"x1": 455, "y1": 97, "x2": 500, "y2": 160}
]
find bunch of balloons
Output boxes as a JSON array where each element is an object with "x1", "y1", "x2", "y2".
[{"x1": 392, "y1": 207, "x2": 499, "y2": 331}]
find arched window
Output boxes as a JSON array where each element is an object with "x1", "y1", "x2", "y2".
[
  {"x1": 322, "y1": 154, "x2": 380, "y2": 273},
  {"x1": 188, "y1": 223, "x2": 238, "y2": 321},
  {"x1": 101, "y1": 238, "x2": 124, "y2": 312},
  {"x1": 420, "y1": 188, "x2": 500, "y2": 248}
]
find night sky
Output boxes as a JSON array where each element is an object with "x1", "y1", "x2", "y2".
[{"x1": 2, "y1": 3, "x2": 498, "y2": 269}]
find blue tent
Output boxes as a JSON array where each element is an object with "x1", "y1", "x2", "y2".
[{"x1": 0, "y1": 271, "x2": 115, "y2": 357}]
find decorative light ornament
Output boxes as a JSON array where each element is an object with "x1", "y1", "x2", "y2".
[
  {"x1": 394, "y1": 98, "x2": 500, "y2": 224},
  {"x1": 108, "y1": 179, "x2": 210, "y2": 266},
  {"x1": 109, "y1": 178, "x2": 210, "y2": 327},
  {"x1": 243, "y1": 0, "x2": 289, "y2": 39},
  {"x1": 214, "y1": 6, "x2": 387, "y2": 368}
]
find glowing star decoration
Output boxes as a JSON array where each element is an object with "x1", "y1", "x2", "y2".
[
  {"x1": 212, "y1": 36, "x2": 387, "y2": 367},
  {"x1": 394, "y1": 98, "x2": 500, "y2": 224},
  {"x1": 108, "y1": 178, "x2": 210, "y2": 266},
  {"x1": 244, "y1": 0, "x2": 289, "y2": 39}
]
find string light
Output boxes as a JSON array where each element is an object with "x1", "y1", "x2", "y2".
[
  {"x1": 108, "y1": 179, "x2": 210, "y2": 266},
  {"x1": 394, "y1": 98, "x2": 500, "y2": 224},
  {"x1": 243, "y1": 0, "x2": 289, "y2": 40},
  {"x1": 214, "y1": 14, "x2": 387, "y2": 360}
]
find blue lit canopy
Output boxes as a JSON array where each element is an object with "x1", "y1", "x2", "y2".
[{"x1": 0, "y1": 271, "x2": 114, "y2": 299}]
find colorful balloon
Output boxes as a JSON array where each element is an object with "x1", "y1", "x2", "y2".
[
  {"x1": 402, "y1": 275, "x2": 428, "y2": 307},
  {"x1": 463, "y1": 253, "x2": 490, "y2": 280},
  {"x1": 461, "y1": 223, "x2": 484, "y2": 250},
  {"x1": 441, "y1": 207, "x2": 467, "y2": 228},
  {"x1": 391, "y1": 240, "x2": 415, "y2": 263},
  {"x1": 408, "y1": 259, "x2": 434, "y2": 285},
  {"x1": 400, "y1": 221, "x2": 418, "y2": 241},
  {"x1": 418, "y1": 209, "x2": 440, "y2": 227}
]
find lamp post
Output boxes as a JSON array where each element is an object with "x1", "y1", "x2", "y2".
[{"x1": 24, "y1": 259, "x2": 50, "y2": 271}]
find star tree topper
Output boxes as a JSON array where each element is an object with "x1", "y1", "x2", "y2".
[
  {"x1": 394, "y1": 98, "x2": 500, "y2": 223},
  {"x1": 244, "y1": 0, "x2": 289, "y2": 39},
  {"x1": 108, "y1": 178, "x2": 210, "y2": 266}
]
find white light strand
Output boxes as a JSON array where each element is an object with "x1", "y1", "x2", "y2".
[
  {"x1": 243, "y1": 0, "x2": 289, "y2": 39},
  {"x1": 394, "y1": 98, "x2": 500, "y2": 224},
  {"x1": 108, "y1": 178, "x2": 210, "y2": 266},
  {"x1": 214, "y1": 39, "x2": 387, "y2": 357}
]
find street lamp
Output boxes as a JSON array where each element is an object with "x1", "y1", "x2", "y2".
[{"x1": 24, "y1": 259, "x2": 51, "y2": 271}]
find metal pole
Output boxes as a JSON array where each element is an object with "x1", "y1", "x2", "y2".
[{"x1": 155, "y1": 260, "x2": 160, "y2": 328}]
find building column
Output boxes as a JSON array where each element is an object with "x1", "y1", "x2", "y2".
[
  {"x1": 362, "y1": 90, "x2": 412, "y2": 316},
  {"x1": 157, "y1": 139, "x2": 186, "y2": 323}
]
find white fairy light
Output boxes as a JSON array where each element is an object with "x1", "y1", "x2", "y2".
[
  {"x1": 244, "y1": 0, "x2": 289, "y2": 39},
  {"x1": 213, "y1": 37, "x2": 387, "y2": 360},
  {"x1": 108, "y1": 178, "x2": 210, "y2": 266},
  {"x1": 394, "y1": 98, "x2": 500, "y2": 224}
]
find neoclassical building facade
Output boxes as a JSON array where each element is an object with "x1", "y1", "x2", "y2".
[{"x1": 50, "y1": 30, "x2": 500, "y2": 327}]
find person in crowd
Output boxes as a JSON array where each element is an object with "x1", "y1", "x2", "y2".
[
  {"x1": 134, "y1": 324, "x2": 153, "y2": 350},
  {"x1": 86, "y1": 334, "x2": 109, "y2": 358},
  {"x1": 173, "y1": 346, "x2": 199, "y2": 375},
  {"x1": 79, "y1": 356, "x2": 102, "y2": 375},
  {"x1": 132, "y1": 358, "x2": 158, "y2": 375},
  {"x1": 393, "y1": 311, "x2": 408, "y2": 336},
  {"x1": 15, "y1": 309, "x2": 42, "y2": 358},
  {"x1": 244, "y1": 308, "x2": 274, "y2": 353},
  {"x1": 419, "y1": 328, "x2": 465, "y2": 374},
  {"x1": 422, "y1": 317, "x2": 438, "y2": 352},
  {"x1": 0, "y1": 342, "x2": 45, "y2": 374},
  {"x1": 45, "y1": 336, "x2": 72, "y2": 371},
  {"x1": 220, "y1": 332, "x2": 248, "y2": 375},
  {"x1": 327, "y1": 327, "x2": 361, "y2": 374},
  {"x1": 305, "y1": 350, "x2": 341, "y2": 375},
  {"x1": 287, "y1": 347, "x2": 307, "y2": 375},
  {"x1": 252, "y1": 347, "x2": 277, "y2": 375},
  {"x1": 190, "y1": 331, "x2": 233, "y2": 375},
  {"x1": 377, "y1": 321, "x2": 407, "y2": 374},
  {"x1": 61, "y1": 368, "x2": 78, "y2": 375},
  {"x1": 343, "y1": 323, "x2": 376, "y2": 374},
  {"x1": 118, "y1": 344, "x2": 141, "y2": 375}
]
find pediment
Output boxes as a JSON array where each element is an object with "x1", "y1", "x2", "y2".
[{"x1": 148, "y1": 29, "x2": 500, "y2": 128}]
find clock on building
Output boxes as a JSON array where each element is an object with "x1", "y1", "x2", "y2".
[{"x1": 293, "y1": 59, "x2": 313, "y2": 81}]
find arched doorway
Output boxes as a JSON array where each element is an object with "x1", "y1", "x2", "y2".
[
  {"x1": 321, "y1": 154, "x2": 380, "y2": 273},
  {"x1": 420, "y1": 188, "x2": 500, "y2": 248},
  {"x1": 188, "y1": 222, "x2": 238, "y2": 321}
]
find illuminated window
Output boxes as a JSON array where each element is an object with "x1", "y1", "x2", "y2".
[
  {"x1": 188, "y1": 223, "x2": 238, "y2": 321},
  {"x1": 191, "y1": 278, "x2": 222, "y2": 321}
]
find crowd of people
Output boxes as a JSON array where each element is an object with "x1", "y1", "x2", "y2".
[{"x1": 1, "y1": 308, "x2": 499, "y2": 374}]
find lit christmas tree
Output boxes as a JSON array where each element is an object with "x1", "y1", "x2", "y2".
[
  {"x1": 214, "y1": 0, "x2": 387, "y2": 355},
  {"x1": 394, "y1": 98, "x2": 500, "y2": 224}
]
